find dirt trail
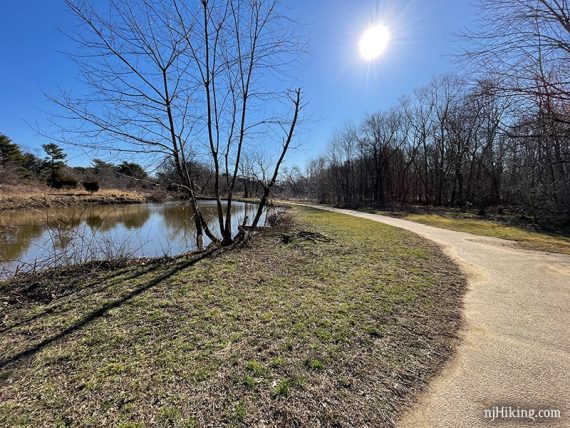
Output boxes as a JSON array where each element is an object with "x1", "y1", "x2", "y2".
[{"x1": 302, "y1": 205, "x2": 570, "y2": 427}]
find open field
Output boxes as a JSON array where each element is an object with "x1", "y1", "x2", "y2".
[
  {"x1": 0, "y1": 185, "x2": 168, "y2": 211},
  {"x1": 373, "y1": 211, "x2": 570, "y2": 255},
  {"x1": 0, "y1": 206, "x2": 465, "y2": 427}
]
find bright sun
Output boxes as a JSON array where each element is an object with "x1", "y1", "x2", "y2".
[{"x1": 359, "y1": 24, "x2": 390, "y2": 61}]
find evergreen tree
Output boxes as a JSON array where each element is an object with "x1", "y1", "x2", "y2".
[
  {"x1": 21, "y1": 152, "x2": 43, "y2": 177},
  {"x1": 42, "y1": 143, "x2": 67, "y2": 184},
  {"x1": 118, "y1": 161, "x2": 148, "y2": 180},
  {"x1": 0, "y1": 134, "x2": 23, "y2": 166}
]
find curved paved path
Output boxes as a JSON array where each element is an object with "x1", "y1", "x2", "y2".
[{"x1": 301, "y1": 205, "x2": 570, "y2": 427}]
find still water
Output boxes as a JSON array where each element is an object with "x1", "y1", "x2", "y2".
[{"x1": 0, "y1": 200, "x2": 264, "y2": 275}]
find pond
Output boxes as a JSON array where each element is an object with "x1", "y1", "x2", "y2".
[{"x1": 0, "y1": 200, "x2": 264, "y2": 276}]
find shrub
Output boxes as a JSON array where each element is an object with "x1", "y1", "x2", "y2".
[
  {"x1": 83, "y1": 180, "x2": 100, "y2": 194},
  {"x1": 47, "y1": 175, "x2": 78, "y2": 189},
  {"x1": 166, "y1": 183, "x2": 183, "y2": 192}
]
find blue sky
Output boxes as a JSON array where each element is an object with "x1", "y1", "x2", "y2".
[{"x1": 0, "y1": 0, "x2": 474, "y2": 168}]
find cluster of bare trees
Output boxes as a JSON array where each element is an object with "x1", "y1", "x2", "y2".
[
  {"x1": 48, "y1": 0, "x2": 569, "y2": 233},
  {"x1": 54, "y1": 0, "x2": 303, "y2": 249},
  {"x1": 283, "y1": 0, "x2": 569, "y2": 229},
  {"x1": 156, "y1": 156, "x2": 265, "y2": 198},
  {"x1": 286, "y1": 74, "x2": 568, "y2": 227}
]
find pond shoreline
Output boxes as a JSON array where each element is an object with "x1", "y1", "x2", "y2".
[
  {"x1": 0, "y1": 186, "x2": 186, "y2": 212},
  {"x1": 0, "y1": 185, "x2": 262, "y2": 212},
  {"x1": 0, "y1": 198, "x2": 264, "y2": 278},
  {"x1": 0, "y1": 206, "x2": 466, "y2": 426},
  {"x1": 0, "y1": 186, "x2": 179, "y2": 212}
]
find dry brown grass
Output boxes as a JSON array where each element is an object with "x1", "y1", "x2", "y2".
[
  {"x1": 0, "y1": 184, "x2": 161, "y2": 211},
  {"x1": 0, "y1": 206, "x2": 466, "y2": 427}
]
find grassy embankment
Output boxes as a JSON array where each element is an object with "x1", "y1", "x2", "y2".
[
  {"x1": 0, "y1": 206, "x2": 465, "y2": 427},
  {"x1": 0, "y1": 184, "x2": 168, "y2": 211},
  {"x1": 375, "y1": 210, "x2": 570, "y2": 255}
]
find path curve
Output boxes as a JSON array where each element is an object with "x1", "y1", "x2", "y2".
[{"x1": 300, "y1": 204, "x2": 570, "y2": 427}]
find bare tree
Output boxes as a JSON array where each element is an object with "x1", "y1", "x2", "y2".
[
  {"x1": 463, "y1": 0, "x2": 570, "y2": 118},
  {"x1": 251, "y1": 88, "x2": 302, "y2": 227},
  {"x1": 52, "y1": 0, "x2": 303, "y2": 249},
  {"x1": 172, "y1": 0, "x2": 303, "y2": 243}
]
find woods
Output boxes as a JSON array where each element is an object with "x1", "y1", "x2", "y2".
[
  {"x1": 290, "y1": 76, "x2": 568, "y2": 227},
  {"x1": 283, "y1": 0, "x2": 570, "y2": 229}
]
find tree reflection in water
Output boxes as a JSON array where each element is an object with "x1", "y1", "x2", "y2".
[{"x1": 0, "y1": 201, "x2": 261, "y2": 275}]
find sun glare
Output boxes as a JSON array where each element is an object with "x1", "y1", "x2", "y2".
[{"x1": 359, "y1": 24, "x2": 390, "y2": 61}]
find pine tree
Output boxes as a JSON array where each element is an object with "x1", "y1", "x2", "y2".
[
  {"x1": 0, "y1": 134, "x2": 23, "y2": 166},
  {"x1": 42, "y1": 143, "x2": 67, "y2": 184}
]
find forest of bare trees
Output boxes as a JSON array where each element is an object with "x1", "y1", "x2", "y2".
[{"x1": 283, "y1": 0, "x2": 570, "y2": 229}]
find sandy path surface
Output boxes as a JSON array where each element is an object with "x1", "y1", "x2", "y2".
[{"x1": 300, "y1": 205, "x2": 570, "y2": 427}]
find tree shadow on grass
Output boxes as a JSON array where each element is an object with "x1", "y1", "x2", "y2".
[
  {"x1": 0, "y1": 248, "x2": 217, "y2": 371},
  {"x1": 0, "y1": 260, "x2": 171, "y2": 334}
]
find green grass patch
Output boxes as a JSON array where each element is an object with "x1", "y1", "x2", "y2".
[
  {"x1": 272, "y1": 379, "x2": 292, "y2": 398},
  {"x1": 305, "y1": 358, "x2": 325, "y2": 371},
  {"x1": 0, "y1": 206, "x2": 465, "y2": 427},
  {"x1": 245, "y1": 360, "x2": 266, "y2": 377},
  {"x1": 381, "y1": 211, "x2": 570, "y2": 254}
]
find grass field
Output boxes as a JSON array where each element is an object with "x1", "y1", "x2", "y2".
[
  {"x1": 0, "y1": 206, "x2": 465, "y2": 427},
  {"x1": 378, "y1": 211, "x2": 570, "y2": 255}
]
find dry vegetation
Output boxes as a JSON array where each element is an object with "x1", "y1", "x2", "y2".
[
  {"x1": 0, "y1": 206, "x2": 465, "y2": 427},
  {"x1": 0, "y1": 184, "x2": 169, "y2": 211}
]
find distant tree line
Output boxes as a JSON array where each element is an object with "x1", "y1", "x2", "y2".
[
  {"x1": 0, "y1": 134, "x2": 45, "y2": 182},
  {"x1": 280, "y1": 0, "x2": 570, "y2": 229},
  {"x1": 156, "y1": 157, "x2": 266, "y2": 199},
  {"x1": 280, "y1": 75, "x2": 569, "y2": 228},
  {"x1": 0, "y1": 135, "x2": 152, "y2": 192},
  {"x1": 1, "y1": 134, "x2": 265, "y2": 199}
]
